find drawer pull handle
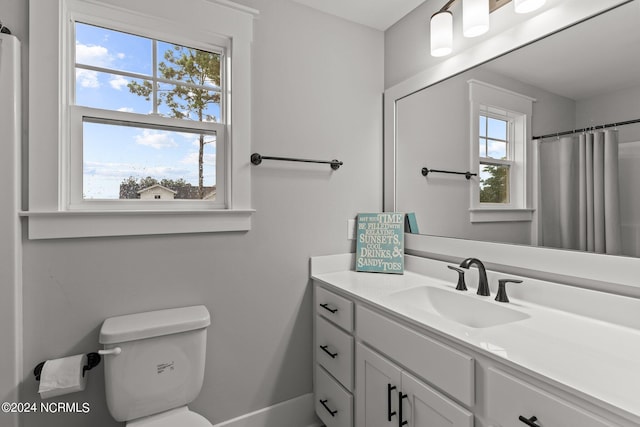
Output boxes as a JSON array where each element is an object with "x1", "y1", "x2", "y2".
[
  {"x1": 320, "y1": 345, "x2": 338, "y2": 359},
  {"x1": 519, "y1": 415, "x2": 541, "y2": 427},
  {"x1": 319, "y1": 303, "x2": 338, "y2": 314},
  {"x1": 398, "y1": 392, "x2": 408, "y2": 427},
  {"x1": 320, "y1": 399, "x2": 338, "y2": 417},
  {"x1": 387, "y1": 384, "x2": 397, "y2": 421}
]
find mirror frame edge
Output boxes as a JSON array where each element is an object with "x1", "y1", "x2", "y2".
[{"x1": 383, "y1": 0, "x2": 640, "y2": 295}]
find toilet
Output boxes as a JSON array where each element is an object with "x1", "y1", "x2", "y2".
[{"x1": 99, "y1": 305, "x2": 212, "y2": 426}]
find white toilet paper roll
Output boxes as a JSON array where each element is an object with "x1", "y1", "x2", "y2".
[{"x1": 38, "y1": 354, "x2": 88, "y2": 399}]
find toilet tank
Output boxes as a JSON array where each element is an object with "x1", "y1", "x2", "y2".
[{"x1": 99, "y1": 306, "x2": 211, "y2": 422}]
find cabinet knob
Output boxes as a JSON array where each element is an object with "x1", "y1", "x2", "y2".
[
  {"x1": 519, "y1": 415, "x2": 541, "y2": 427},
  {"x1": 319, "y1": 345, "x2": 338, "y2": 359},
  {"x1": 319, "y1": 399, "x2": 338, "y2": 417},
  {"x1": 398, "y1": 392, "x2": 408, "y2": 427},
  {"x1": 319, "y1": 303, "x2": 338, "y2": 314},
  {"x1": 387, "y1": 384, "x2": 397, "y2": 421}
]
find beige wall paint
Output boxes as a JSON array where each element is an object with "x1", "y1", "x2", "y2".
[{"x1": 14, "y1": 0, "x2": 383, "y2": 426}]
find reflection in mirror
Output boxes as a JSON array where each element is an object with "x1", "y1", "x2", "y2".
[{"x1": 395, "y1": 1, "x2": 640, "y2": 258}]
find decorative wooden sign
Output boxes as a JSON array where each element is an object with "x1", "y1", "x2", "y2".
[{"x1": 355, "y1": 213, "x2": 404, "y2": 274}]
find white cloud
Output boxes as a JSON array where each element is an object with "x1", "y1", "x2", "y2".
[
  {"x1": 110, "y1": 75, "x2": 129, "y2": 90},
  {"x1": 83, "y1": 161, "x2": 193, "y2": 198},
  {"x1": 76, "y1": 42, "x2": 127, "y2": 90},
  {"x1": 134, "y1": 129, "x2": 178, "y2": 149},
  {"x1": 116, "y1": 53, "x2": 125, "y2": 60},
  {"x1": 76, "y1": 69, "x2": 100, "y2": 88},
  {"x1": 117, "y1": 107, "x2": 134, "y2": 113},
  {"x1": 76, "y1": 42, "x2": 112, "y2": 67},
  {"x1": 84, "y1": 161, "x2": 190, "y2": 180},
  {"x1": 487, "y1": 140, "x2": 507, "y2": 158},
  {"x1": 180, "y1": 151, "x2": 216, "y2": 166}
]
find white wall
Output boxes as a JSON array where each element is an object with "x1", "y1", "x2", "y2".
[
  {"x1": 0, "y1": 4, "x2": 27, "y2": 427},
  {"x1": 15, "y1": 1, "x2": 383, "y2": 426},
  {"x1": 575, "y1": 85, "x2": 640, "y2": 129},
  {"x1": 0, "y1": 33, "x2": 22, "y2": 427}
]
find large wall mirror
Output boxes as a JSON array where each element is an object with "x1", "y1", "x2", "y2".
[{"x1": 394, "y1": 1, "x2": 640, "y2": 258}]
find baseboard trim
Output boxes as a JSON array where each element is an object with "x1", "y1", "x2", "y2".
[{"x1": 213, "y1": 392, "x2": 322, "y2": 427}]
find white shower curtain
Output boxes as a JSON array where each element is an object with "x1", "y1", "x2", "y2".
[{"x1": 538, "y1": 130, "x2": 622, "y2": 254}]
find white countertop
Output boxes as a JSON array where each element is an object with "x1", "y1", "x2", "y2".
[{"x1": 310, "y1": 254, "x2": 640, "y2": 424}]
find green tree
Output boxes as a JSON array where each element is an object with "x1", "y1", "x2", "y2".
[
  {"x1": 479, "y1": 165, "x2": 509, "y2": 203},
  {"x1": 127, "y1": 45, "x2": 220, "y2": 198}
]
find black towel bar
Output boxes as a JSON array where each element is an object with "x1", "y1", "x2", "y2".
[
  {"x1": 421, "y1": 167, "x2": 476, "y2": 180},
  {"x1": 251, "y1": 153, "x2": 343, "y2": 170}
]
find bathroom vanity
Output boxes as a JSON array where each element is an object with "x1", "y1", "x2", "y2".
[{"x1": 311, "y1": 254, "x2": 640, "y2": 427}]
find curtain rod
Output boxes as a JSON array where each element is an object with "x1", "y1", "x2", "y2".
[{"x1": 533, "y1": 118, "x2": 640, "y2": 140}]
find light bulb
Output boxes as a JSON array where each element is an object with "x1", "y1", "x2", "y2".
[
  {"x1": 514, "y1": 0, "x2": 546, "y2": 14},
  {"x1": 463, "y1": 0, "x2": 489, "y2": 38},
  {"x1": 430, "y1": 11, "x2": 453, "y2": 57}
]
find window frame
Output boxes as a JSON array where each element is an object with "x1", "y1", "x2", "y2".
[
  {"x1": 478, "y1": 111, "x2": 514, "y2": 206},
  {"x1": 467, "y1": 79, "x2": 535, "y2": 223},
  {"x1": 68, "y1": 17, "x2": 227, "y2": 210},
  {"x1": 26, "y1": 0, "x2": 256, "y2": 239},
  {"x1": 68, "y1": 107, "x2": 227, "y2": 210}
]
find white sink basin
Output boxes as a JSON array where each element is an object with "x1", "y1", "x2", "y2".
[{"x1": 387, "y1": 286, "x2": 530, "y2": 328}]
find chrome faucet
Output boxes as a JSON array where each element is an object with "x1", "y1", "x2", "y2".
[{"x1": 459, "y1": 258, "x2": 490, "y2": 296}]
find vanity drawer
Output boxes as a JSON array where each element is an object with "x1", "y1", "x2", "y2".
[
  {"x1": 316, "y1": 315, "x2": 354, "y2": 391},
  {"x1": 316, "y1": 286, "x2": 354, "y2": 332},
  {"x1": 357, "y1": 305, "x2": 474, "y2": 407},
  {"x1": 316, "y1": 365, "x2": 353, "y2": 427},
  {"x1": 486, "y1": 368, "x2": 613, "y2": 427}
]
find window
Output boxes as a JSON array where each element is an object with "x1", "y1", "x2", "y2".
[
  {"x1": 478, "y1": 111, "x2": 512, "y2": 204},
  {"x1": 71, "y1": 23, "x2": 225, "y2": 208},
  {"x1": 467, "y1": 80, "x2": 534, "y2": 223},
  {"x1": 27, "y1": 0, "x2": 256, "y2": 238}
]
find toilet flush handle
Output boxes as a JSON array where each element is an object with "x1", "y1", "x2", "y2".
[{"x1": 98, "y1": 347, "x2": 122, "y2": 356}]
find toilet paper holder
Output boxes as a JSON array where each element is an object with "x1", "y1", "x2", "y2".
[{"x1": 33, "y1": 352, "x2": 101, "y2": 381}]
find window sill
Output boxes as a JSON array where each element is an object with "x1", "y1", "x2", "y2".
[
  {"x1": 20, "y1": 209, "x2": 255, "y2": 239},
  {"x1": 469, "y1": 208, "x2": 534, "y2": 223}
]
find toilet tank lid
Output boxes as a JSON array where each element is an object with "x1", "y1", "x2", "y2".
[{"x1": 99, "y1": 305, "x2": 210, "y2": 344}]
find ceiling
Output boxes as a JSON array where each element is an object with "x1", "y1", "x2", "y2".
[
  {"x1": 483, "y1": 2, "x2": 640, "y2": 101},
  {"x1": 290, "y1": 0, "x2": 428, "y2": 31}
]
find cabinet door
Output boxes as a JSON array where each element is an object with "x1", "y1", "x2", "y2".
[
  {"x1": 401, "y1": 371, "x2": 474, "y2": 427},
  {"x1": 356, "y1": 343, "x2": 402, "y2": 427}
]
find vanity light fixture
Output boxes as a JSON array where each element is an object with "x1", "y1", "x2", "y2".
[
  {"x1": 463, "y1": 0, "x2": 490, "y2": 38},
  {"x1": 430, "y1": 9, "x2": 454, "y2": 57},
  {"x1": 514, "y1": 0, "x2": 546, "y2": 14},
  {"x1": 430, "y1": 0, "x2": 546, "y2": 57}
]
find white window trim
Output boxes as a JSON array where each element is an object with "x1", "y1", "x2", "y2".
[
  {"x1": 26, "y1": 0, "x2": 256, "y2": 239},
  {"x1": 468, "y1": 79, "x2": 535, "y2": 223}
]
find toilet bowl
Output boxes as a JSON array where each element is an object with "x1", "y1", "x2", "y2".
[
  {"x1": 99, "y1": 306, "x2": 212, "y2": 426},
  {"x1": 127, "y1": 406, "x2": 212, "y2": 427}
]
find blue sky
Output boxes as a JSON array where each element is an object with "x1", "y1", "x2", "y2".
[
  {"x1": 75, "y1": 23, "x2": 220, "y2": 199},
  {"x1": 479, "y1": 115, "x2": 507, "y2": 159}
]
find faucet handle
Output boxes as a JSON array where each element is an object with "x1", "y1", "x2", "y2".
[
  {"x1": 495, "y1": 278, "x2": 523, "y2": 303},
  {"x1": 447, "y1": 265, "x2": 467, "y2": 291}
]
